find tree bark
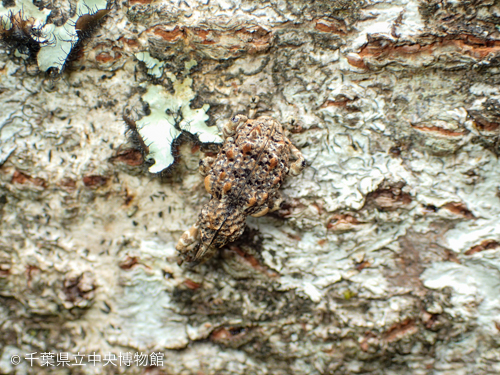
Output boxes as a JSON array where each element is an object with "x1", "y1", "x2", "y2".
[{"x1": 1, "y1": 0, "x2": 500, "y2": 374}]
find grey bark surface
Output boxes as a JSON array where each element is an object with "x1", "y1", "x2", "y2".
[{"x1": 1, "y1": 0, "x2": 500, "y2": 374}]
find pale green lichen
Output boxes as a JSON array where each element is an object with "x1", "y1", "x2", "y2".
[
  {"x1": 37, "y1": 0, "x2": 108, "y2": 72},
  {"x1": 136, "y1": 64, "x2": 223, "y2": 173},
  {"x1": 135, "y1": 52, "x2": 165, "y2": 78},
  {"x1": 0, "y1": 0, "x2": 107, "y2": 72},
  {"x1": 0, "y1": 0, "x2": 50, "y2": 30}
]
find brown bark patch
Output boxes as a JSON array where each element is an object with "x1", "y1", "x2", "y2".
[
  {"x1": 153, "y1": 26, "x2": 185, "y2": 42},
  {"x1": 392, "y1": 227, "x2": 456, "y2": 294},
  {"x1": 422, "y1": 204, "x2": 438, "y2": 214},
  {"x1": 26, "y1": 265, "x2": 39, "y2": 287},
  {"x1": 11, "y1": 170, "x2": 30, "y2": 184},
  {"x1": 147, "y1": 25, "x2": 271, "y2": 55},
  {"x1": 383, "y1": 319, "x2": 418, "y2": 342},
  {"x1": 111, "y1": 149, "x2": 144, "y2": 166},
  {"x1": 11, "y1": 170, "x2": 47, "y2": 188},
  {"x1": 193, "y1": 28, "x2": 216, "y2": 44},
  {"x1": 124, "y1": 190, "x2": 135, "y2": 206},
  {"x1": 83, "y1": 175, "x2": 108, "y2": 188},
  {"x1": 289, "y1": 123, "x2": 304, "y2": 133},
  {"x1": 183, "y1": 279, "x2": 201, "y2": 290},
  {"x1": 422, "y1": 311, "x2": 440, "y2": 330},
  {"x1": 449, "y1": 36, "x2": 500, "y2": 59},
  {"x1": 95, "y1": 52, "x2": 114, "y2": 63},
  {"x1": 224, "y1": 245, "x2": 278, "y2": 278},
  {"x1": 359, "y1": 39, "x2": 427, "y2": 59},
  {"x1": 346, "y1": 53, "x2": 367, "y2": 69},
  {"x1": 442, "y1": 249, "x2": 461, "y2": 264},
  {"x1": 58, "y1": 177, "x2": 76, "y2": 191},
  {"x1": 63, "y1": 272, "x2": 96, "y2": 304},
  {"x1": 388, "y1": 146, "x2": 401, "y2": 156},
  {"x1": 118, "y1": 37, "x2": 140, "y2": 49},
  {"x1": 442, "y1": 202, "x2": 475, "y2": 219},
  {"x1": 366, "y1": 184, "x2": 412, "y2": 211},
  {"x1": 321, "y1": 98, "x2": 355, "y2": 108},
  {"x1": 0, "y1": 263, "x2": 11, "y2": 277},
  {"x1": 314, "y1": 19, "x2": 347, "y2": 34},
  {"x1": 327, "y1": 214, "x2": 360, "y2": 231},
  {"x1": 411, "y1": 124, "x2": 466, "y2": 137},
  {"x1": 317, "y1": 238, "x2": 327, "y2": 246},
  {"x1": 230, "y1": 245, "x2": 260, "y2": 268},
  {"x1": 355, "y1": 260, "x2": 371, "y2": 271},
  {"x1": 359, "y1": 332, "x2": 378, "y2": 352},
  {"x1": 395, "y1": 236, "x2": 424, "y2": 289},
  {"x1": 465, "y1": 240, "x2": 500, "y2": 255},
  {"x1": 119, "y1": 256, "x2": 139, "y2": 270},
  {"x1": 286, "y1": 232, "x2": 302, "y2": 241},
  {"x1": 235, "y1": 27, "x2": 272, "y2": 53},
  {"x1": 210, "y1": 326, "x2": 253, "y2": 348},
  {"x1": 191, "y1": 144, "x2": 201, "y2": 154},
  {"x1": 469, "y1": 112, "x2": 500, "y2": 132},
  {"x1": 357, "y1": 34, "x2": 500, "y2": 67}
]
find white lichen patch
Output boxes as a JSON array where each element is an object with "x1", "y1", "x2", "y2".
[
  {"x1": 351, "y1": 0, "x2": 425, "y2": 51},
  {"x1": 422, "y1": 255, "x2": 500, "y2": 334},
  {"x1": 0, "y1": 0, "x2": 108, "y2": 72},
  {"x1": 36, "y1": 0, "x2": 108, "y2": 72},
  {"x1": 135, "y1": 52, "x2": 165, "y2": 78},
  {"x1": 0, "y1": 0, "x2": 50, "y2": 30},
  {"x1": 137, "y1": 69, "x2": 222, "y2": 173},
  {"x1": 108, "y1": 254, "x2": 189, "y2": 350}
]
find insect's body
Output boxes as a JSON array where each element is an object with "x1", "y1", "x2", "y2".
[{"x1": 176, "y1": 115, "x2": 305, "y2": 265}]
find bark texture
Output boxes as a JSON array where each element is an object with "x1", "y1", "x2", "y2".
[{"x1": 1, "y1": 0, "x2": 500, "y2": 374}]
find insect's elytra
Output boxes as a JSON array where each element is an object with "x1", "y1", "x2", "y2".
[{"x1": 176, "y1": 114, "x2": 305, "y2": 266}]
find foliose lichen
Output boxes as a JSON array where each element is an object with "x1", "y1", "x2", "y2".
[
  {"x1": 0, "y1": 0, "x2": 108, "y2": 72},
  {"x1": 135, "y1": 52, "x2": 165, "y2": 78},
  {"x1": 136, "y1": 60, "x2": 222, "y2": 173}
]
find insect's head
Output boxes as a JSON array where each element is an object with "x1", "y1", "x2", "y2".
[
  {"x1": 193, "y1": 242, "x2": 214, "y2": 263},
  {"x1": 177, "y1": 241, "x2": 214, "y2": 268}
]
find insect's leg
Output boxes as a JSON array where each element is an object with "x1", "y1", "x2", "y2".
[
  {"x1": 194, "y1": 242, "x2": 218, "y2": 263},
  {"x1": 199, "y1": 157, "x2": 216, "y2": 194},
  {"x1": 250, "y1": 206, "x2": 270, "y2": 217},
  {"x1": 289, "y1": 144, "x2": 306, "y2": 176},
  {"x1": 203, "y1": 175, "x2": 215, "y2": 194},
  {"x1": 223, "y1": 115, "x2": 248, "y2": 138},
  {"x1": 176, "y1": 223, "x2": 200, "y2": 256},
  {"x1": 199, "y1": 156, "x2": 215, "y2": 176},
  {"x1": 269, "y1": 191, "x2": 284, "y2": 212}
]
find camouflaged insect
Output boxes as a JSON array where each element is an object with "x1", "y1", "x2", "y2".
[{"x1": 176, "y1": 113, "x2": 305, "y2": 265}]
